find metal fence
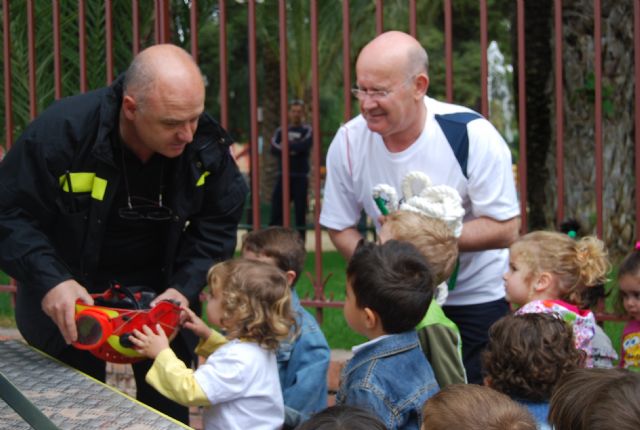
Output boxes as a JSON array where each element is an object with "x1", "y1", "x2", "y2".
[{"x1": 1, "y1": 0, "x2": 638, "y2": 321}]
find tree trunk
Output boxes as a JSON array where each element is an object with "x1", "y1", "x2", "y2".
[
  {"x1": 518, "y1": 0, "x2": 554, "y2": 231},
  {"x1": 548, "y1": 0, "x2": 635, "y2": 260}
]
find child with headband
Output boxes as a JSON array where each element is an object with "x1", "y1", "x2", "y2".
[
  {"x1": 130, "y1": 259, "x2": 295, "y2": 430},
  {"x1": 374, "y1": 171, "x2": 466, "y2": 386},
  {"x1": 615, "y1": 242, "x2": 640, "y2": 371},
  {"x1": 503, "y1": 230, "x2": 610, "y2": 367}
]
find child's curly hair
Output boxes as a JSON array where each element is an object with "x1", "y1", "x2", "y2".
[
  {"x1": 207, "y1": 258, "x2": 295, "y2": 350},
  {"x1": 482, "y1": 313, "x2": 585, "y2": 402},
  {"x1": 510, "y1": 231, "x2": 610, "y2": 307}
]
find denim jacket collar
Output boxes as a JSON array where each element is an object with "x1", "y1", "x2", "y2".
[{"x1": 344, "y1": 330, "x2": 421, "y2": 375}]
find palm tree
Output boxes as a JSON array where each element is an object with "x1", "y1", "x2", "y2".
[{"x1": 1, "y1": 1, "x2": 157, "y2": 144}]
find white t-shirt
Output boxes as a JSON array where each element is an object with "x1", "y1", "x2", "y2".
[
  {"x1": 320, "y1": 96, "x2": 520, "y2": 306},
  {"x1": 194, "y1": 339, "x2": 284, "y2": 430}
]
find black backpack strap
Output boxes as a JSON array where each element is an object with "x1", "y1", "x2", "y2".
[{"x1": 434, "y1": 112, "x2": 482, "y2": 179}]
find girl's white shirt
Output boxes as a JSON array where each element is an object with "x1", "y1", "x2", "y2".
[{"x1": 194, "y1": 339, "x2": 284, "y2": 430}]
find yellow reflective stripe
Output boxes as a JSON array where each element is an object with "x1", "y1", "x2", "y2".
[
  {"x1": 58, "y1": 172, "x2": 95, "y2": 193},
  {"x1": 196, "y1": 171, "x2": 210, "y2": 187},
  {"x1": 91, "y1": 177, "x2": 107, "y2": 201},
  {"x1": 58, "y1": 172, "x2": 108, "y2": 201}
]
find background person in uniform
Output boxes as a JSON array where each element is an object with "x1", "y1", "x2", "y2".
[
  {"x1": 0, "y1": 44, "x2": 248, "y2": 424},
  {"x1": 269, "y1": 99, "x2": 313, "y2": 241}
]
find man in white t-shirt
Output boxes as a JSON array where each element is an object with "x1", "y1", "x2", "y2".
[{"x1": 319, "y1": 31, "x2": 520, "y2": 384}]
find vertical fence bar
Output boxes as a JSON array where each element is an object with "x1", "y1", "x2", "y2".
[
  {"x1": 517, "y1": 0, "x2": 528, "y2": 232},
  {"x1": 279, "y1": 0, "x2": 290, "y2": 228},
  {"x1": 105, "y1": 0, "x2": 114, "y2": 84},
  {"x1": 375, "y1": 0, "x2": 383, "y2": 35},
  {"x1": 154, "y1": 1, "x2": 160, "y2": 43},
  {"x1": 342, "y1": 0, "x2": 352, "y2": 122},
  {"x1": 409, "y1": 0, "x2": 417, "y2": 38},
  {"x1": 27, "y1": 0, "x2": 37, "y2": 119},
  {"x1": 78, "y1": 0, "x2": 87, "y2": 93},
  {"x1": 311, "y1": 0, "x2": 325, "y2": 321},
  {"x1": 132, "y1": 0, "x2": 140, "y2": 55},
  {"x1": 248, "y1": 0, "x2": 260, "y2": 229},
  {"x1": 594, "y1": 0, "x2": 603, "y2": 238},
  {"x1": 219, "y1": 0, "x2": 229, "y2": 129},
  {"x1": 159, "y1": 0, "x2": 170, "y2": 44},
  {"x1": 190, "y1": 0, "x2": 198, "y2": 62},
  {"x1": 0, "y1": 0, "x2": 13, "y2": 296},
  {"x1": 3, "y1": 0, "x2": 13, "y2": 149},
  {"x1": 479, "y1": 0, "x2": 489, "y2": 117},
  {"x1": 554, "y1": 0, "x2": 565, "y2": 225},
  {"x1": 635, "y1": 0, "x2": 640, "y2": 242},
  {"x1": 53, "y1": 0, "x2": 62, "y2": 99},
  {"x1": 444, "y1": 0, "x2": 453, "y2": 102}
]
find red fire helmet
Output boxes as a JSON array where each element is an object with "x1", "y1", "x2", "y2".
[{"x1": 72, "y1": 284, "x2": 182, "y2": 364}]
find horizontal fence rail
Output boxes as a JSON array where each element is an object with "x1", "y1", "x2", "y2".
[{"x1": 1, "y1": 0, "x2": 638, "y2": 324}]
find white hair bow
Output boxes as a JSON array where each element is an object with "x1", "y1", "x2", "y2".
[{"x1": 372, "y1": 171, "x2": 465, "y2": 238}]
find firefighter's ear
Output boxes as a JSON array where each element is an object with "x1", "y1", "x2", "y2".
[{"x1": 122, "y1": 95, "x2": 137, "y2": 120}]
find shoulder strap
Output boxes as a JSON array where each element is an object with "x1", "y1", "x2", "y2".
[{"x1": 434, "y1": 112, "x2": 482, "y2": 179}]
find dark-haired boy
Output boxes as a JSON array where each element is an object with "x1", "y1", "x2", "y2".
[
  {"x1": 241, "y1": 227, "x2": 330, "y2": 429},
  {"x1": 336, "y1": 240, "x2": 439, "y2": 430}
]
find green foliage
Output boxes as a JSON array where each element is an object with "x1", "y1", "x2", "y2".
[
  {"x1": 296, "y1": 251, "x2": 367, "y2": 349},
  {"x1": 0, "y1": 272, "x2": 15, "y2": 327},
  {"x1": 0, "y1": 0, "x2": 156, "y2": 146},
  {"x1": 575, "y1": 72, "x2": 615, "y2": 118}
]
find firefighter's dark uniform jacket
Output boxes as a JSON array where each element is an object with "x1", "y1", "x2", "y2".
[{"x1": 0, "y1": 76, "x2": 248, "y2": 353}]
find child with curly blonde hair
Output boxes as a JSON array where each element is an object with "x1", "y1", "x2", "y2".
[
  {"x1": 503, "y1": 231, "x2": 610, "y2": 367},
  {"x1": 130, "y1": 259, "x2": 295, "y2": 430}
]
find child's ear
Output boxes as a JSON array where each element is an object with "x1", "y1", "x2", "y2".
[
  {"x1": 285, "y1": 270, "x2": 297, "y2": 288},
  {"x1": 534, "y1": 271, "x2": 554, "y2": 292},
  {"x1": 483, "y1": 376, "x2": 492, "y2": 387},
  {"x1": 363, "y1": 307, "x2": 379, "y2": 330}
]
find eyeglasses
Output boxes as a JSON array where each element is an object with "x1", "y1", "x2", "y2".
[
  {"x1": 118, "y1": 144, "x2": 173, "y2": 222},
  {"x1": 351, "y1": 76, "x2": 416, "y2": 101},
  {"x1": 351, "y1": 87, "x2": 392, "y2": 101},
  {"x1": 118, "y1": 197, "x2": 173, "y2": 221}
]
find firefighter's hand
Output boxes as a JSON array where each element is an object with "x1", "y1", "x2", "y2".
[
  {"x1": 151, "y1": 287, "x2": 188, "y2": 309},
  {"x1": 42, "y1": 279, "x2": 94, "y2": 344}
]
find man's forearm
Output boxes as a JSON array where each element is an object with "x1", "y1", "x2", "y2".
[
  {"x1": 328, "y1": 228, "x2": 364, "y2": 260},
  {"x1": 457, "y1": 216, "x2": 520, "y2": 252}
]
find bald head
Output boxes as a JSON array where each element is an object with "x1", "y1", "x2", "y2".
[
  {"x1": 123, "y1": 44, "x2": 204, "y2": 109},
  {"x1": 357, "y1": 31, "x2": 428, "y2": 79}
]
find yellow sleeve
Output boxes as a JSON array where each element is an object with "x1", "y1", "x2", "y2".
[
  {"x1": 145, "y1": 348, "x2": 211, "y2": 407},
  {"x1": 194, "y1": 329, "x2": 229, "y2": 357}
]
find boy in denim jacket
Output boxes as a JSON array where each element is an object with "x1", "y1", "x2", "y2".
[
  {"x1": 379, "y1": 210, "x2": 466, "y2": 387},
  {"x1": 242, "y1": 227, "x2": 330, "y2": 429},
  {"x1": 336, "y1": 240, "x2": 440, "y2": 430}
]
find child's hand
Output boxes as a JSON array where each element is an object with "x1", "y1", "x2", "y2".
[
  {"x1": 129, "y1": 324, "x2": 170, "y2": 359},
  {"x1": 181, "y1": 307, "x2": 213, "y2": 339}
]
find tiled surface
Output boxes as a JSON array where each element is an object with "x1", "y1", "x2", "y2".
[
  {"x1": 0, "y1": 340, "x2": 191, "y2": 430},
  {"x1": 0, "y1": 330, "x2": 353, "y2": 429}
]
